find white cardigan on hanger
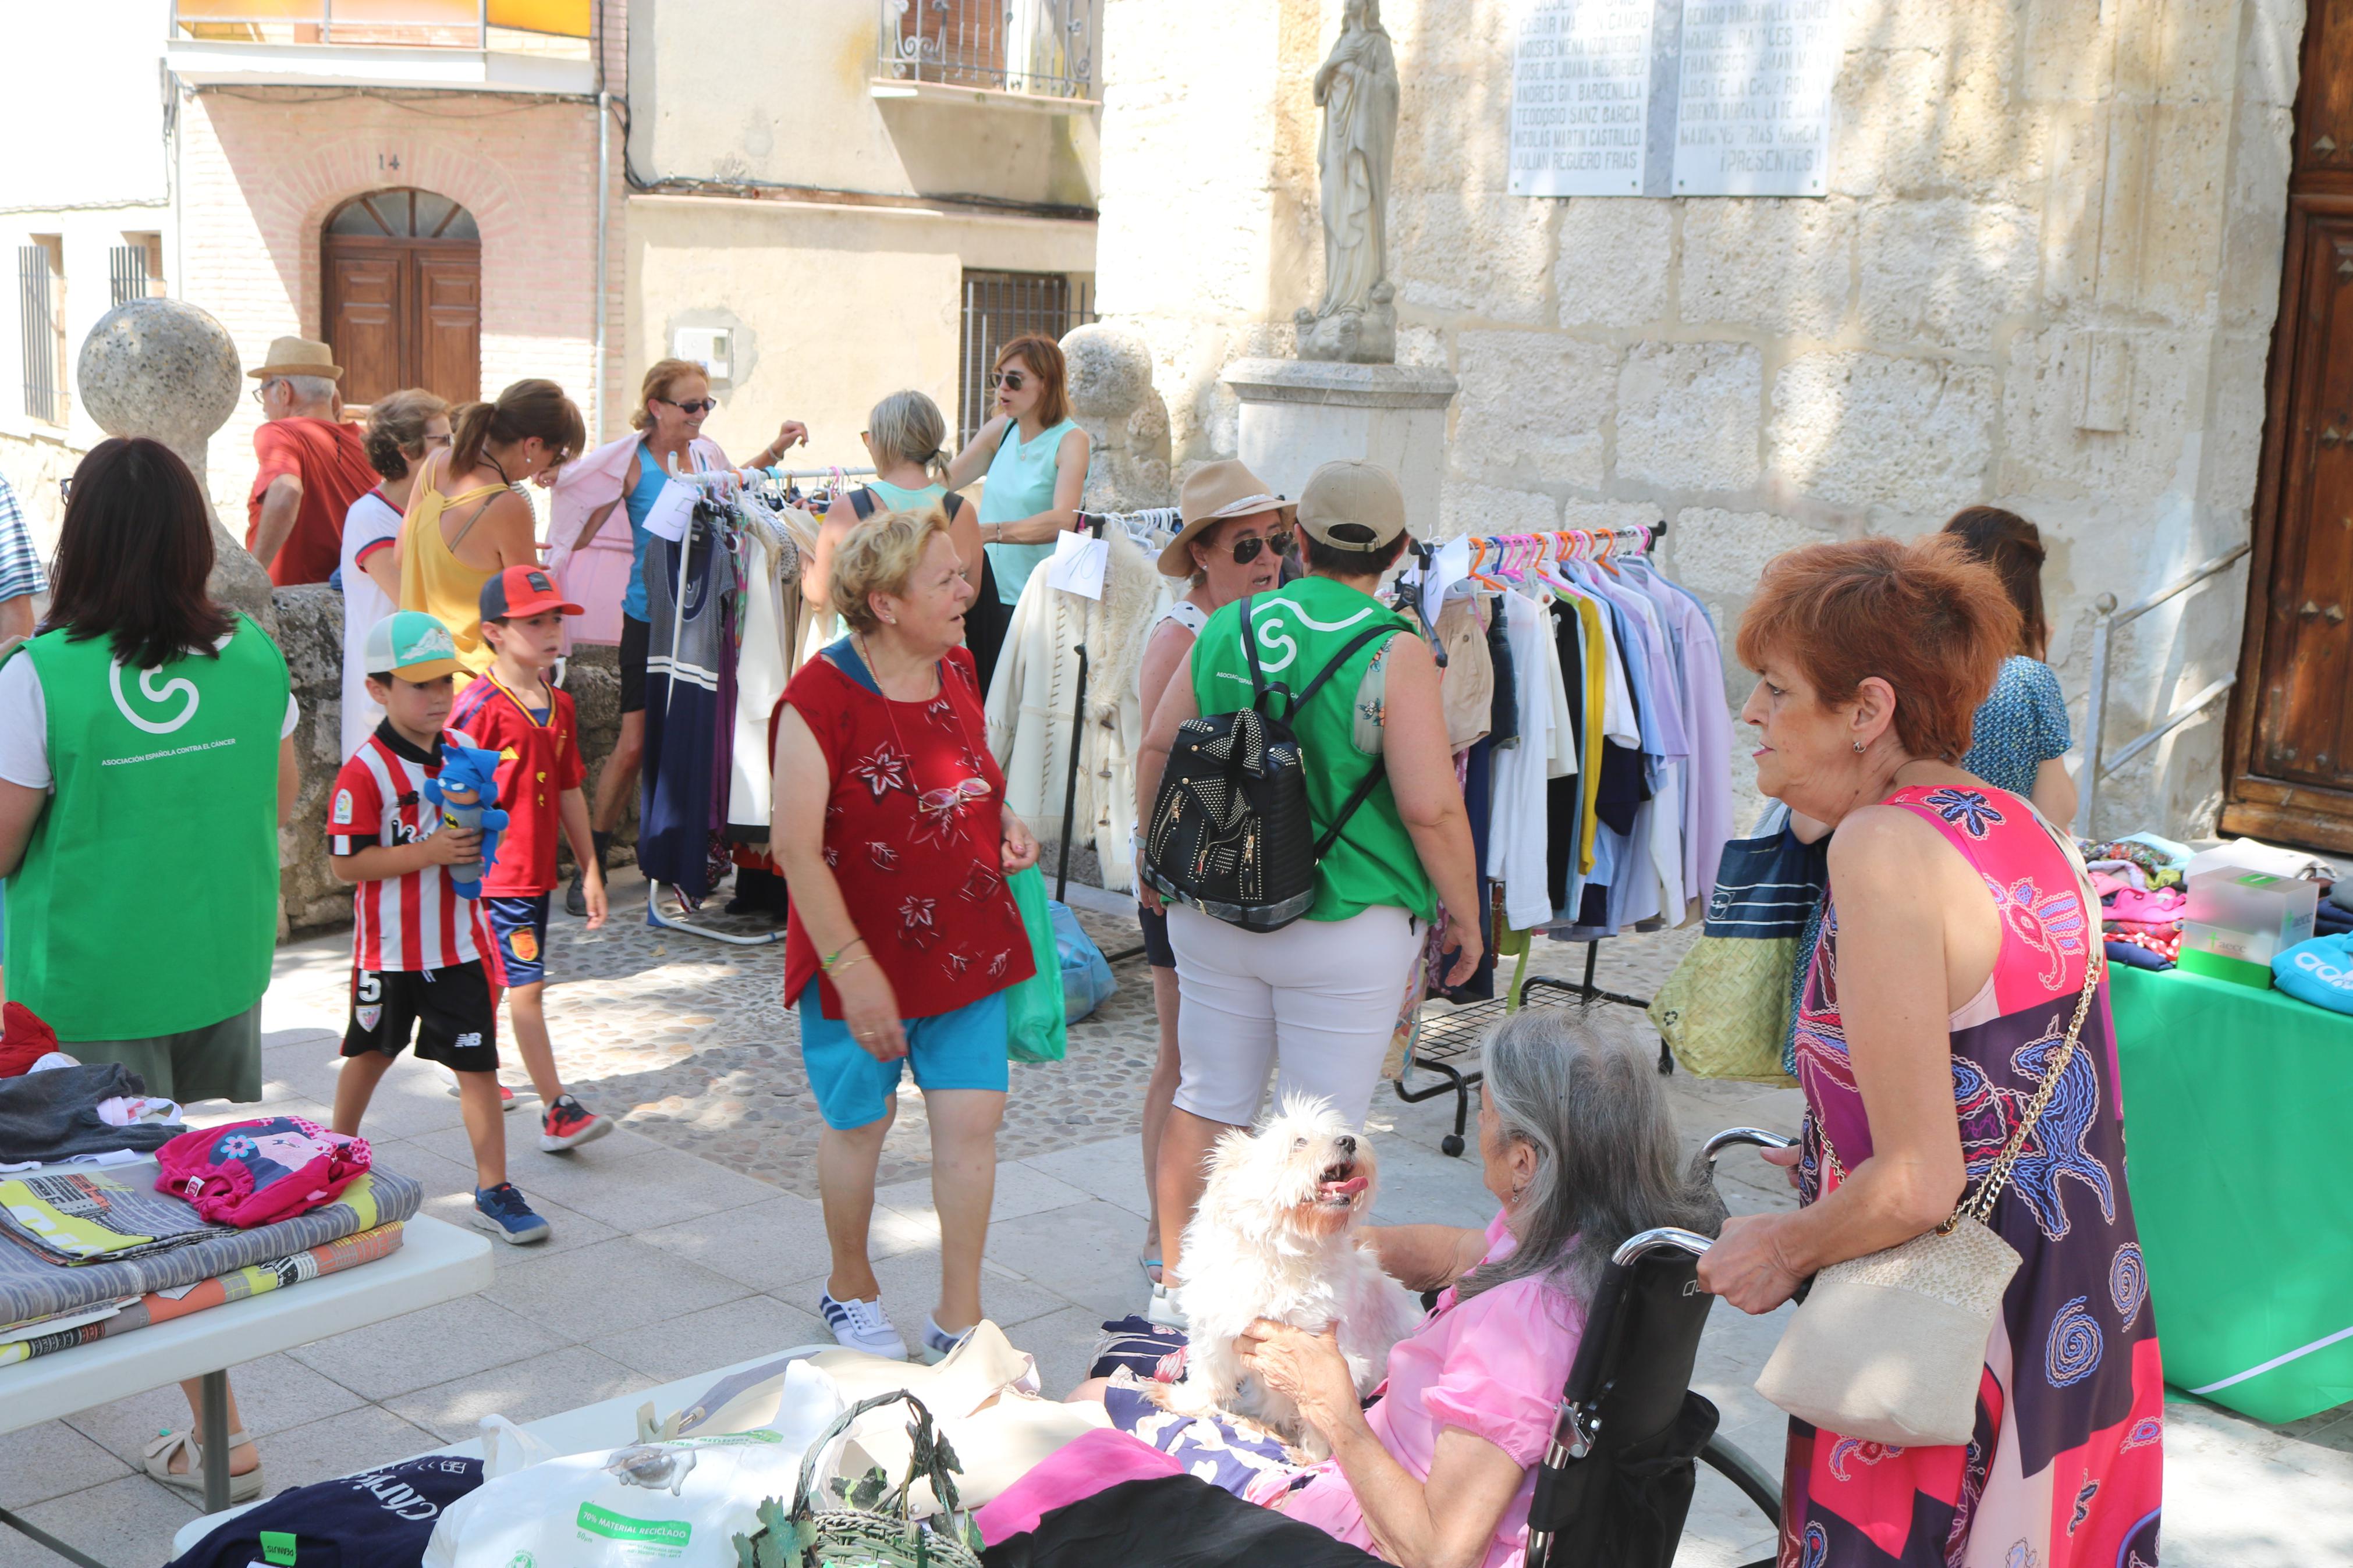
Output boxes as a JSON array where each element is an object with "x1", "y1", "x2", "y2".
[{"x1": 983, "y1": 527, "x2": 1175, "y2": 894}]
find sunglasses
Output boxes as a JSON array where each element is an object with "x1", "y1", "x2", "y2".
[
  {"x1": 1222, "y1": 529, "x2": 1294, "y2": 565},
  {"x1": 988, "y1": 369, "x2": 1027, "y2": 392},
  {"x1": 658, "y1": 396, "x2": 720, "y2": 416}
]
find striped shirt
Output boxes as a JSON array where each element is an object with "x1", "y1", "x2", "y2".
[
  {"x1": 0, "y1": 475, "x2": 47, "y2": 603},
  {"x1": 328, "y1": 722, "x2": 489, "y2": 972}
]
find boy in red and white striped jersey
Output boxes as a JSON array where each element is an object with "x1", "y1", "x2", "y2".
[{"x1": 326, "y1": 611, "x2": 549, "y2": 1245}]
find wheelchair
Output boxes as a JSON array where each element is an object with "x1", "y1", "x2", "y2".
[{"x1": 1522, "y1": 1127, "x2": 1794, "y2": 1568}]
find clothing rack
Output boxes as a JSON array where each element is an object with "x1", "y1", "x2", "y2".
[
  {"x1": 644, "y1": 496, "x2": 783, "y2": 948},
  {"x1": 1394, "y1": 517, "x2": 1685, "y2": 1155}
]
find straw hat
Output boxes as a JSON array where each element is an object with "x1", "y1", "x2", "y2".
[
  {"x1": 246, "y1": 336, "x2": 344, "y2": 381},
  {"x1": 1155, "y1": 460, "x2": 1297, "y2": 578}
]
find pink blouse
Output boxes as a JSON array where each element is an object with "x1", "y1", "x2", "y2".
[{"x1": 1266, "y1": 1211, "x2": 1582, "y2": 1568}]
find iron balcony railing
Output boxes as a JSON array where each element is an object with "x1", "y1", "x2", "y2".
[
  {"x1": 170, "y1": 1, "x2": 590, "y2": 50},
  {"x1": 879, "y1": 0, "x2": 1100, "y2": 99}
]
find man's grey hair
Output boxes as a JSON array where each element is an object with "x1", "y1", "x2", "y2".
[
  {"x1": 265, "y1": 374, "x2": 337, "y2": 408},
  {"x1": 1455, "y1": 1008, "x2": 1725, "y2": 1306}
]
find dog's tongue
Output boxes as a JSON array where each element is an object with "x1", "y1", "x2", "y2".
[{"x1": 1319, "y1": 1174, "x2": 1369, "y2": 1198}]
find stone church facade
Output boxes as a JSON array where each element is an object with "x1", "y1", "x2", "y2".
[{"x1": 1091, "y1": 0, "x2": 2302, "y2": 841}]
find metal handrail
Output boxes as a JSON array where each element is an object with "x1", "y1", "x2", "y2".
[{"x1": 2075, "y1": 542, "x2": 2251, "y2": 838}]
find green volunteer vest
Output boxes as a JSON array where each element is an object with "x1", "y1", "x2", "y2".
[
  {"x1": 1191, "y1": 575, "x2": 1434, "y2": 924},
  {"x1": 5, "y1": 614, "x2": 289, "y2": 1040}
]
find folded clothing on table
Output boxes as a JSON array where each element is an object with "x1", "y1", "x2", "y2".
[
  {"x1": 0, "y1": 1157, "x2": 421, "y2": 1326},
  {"x1": 155, "y1": 1116, "x2": 371, "y2": 1228},
  {"x1": 0, "y1": 1222, "x2": 405, "y2": 1368},
  {"x1": 166, "y1": 1450, "x2": 483, "y2": 1568},
  {"x1": 0, "y1": 1062, "x2": 185, "y2": 1169},
  {"x1": 0, "y1": 1168, "x2": 228, "y2": 1264},
  {"x1": 2106, "y1": 938, "x2": 2177, "y2": 972}
]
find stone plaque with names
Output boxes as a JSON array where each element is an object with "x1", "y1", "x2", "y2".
[
  {"x1": 1671, "y1": 0, "x2": 1838, "y2": 196},
  {"x1": 1508, "y1": 0, "x2": 1658, "y2": 198}
]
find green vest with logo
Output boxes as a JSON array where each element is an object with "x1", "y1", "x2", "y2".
[
  {"x1": 1191, "y1": 575, "x2": 1433, "y2": 924},
  {"x1": 5, "y1": 615, "x2": 289, "y2": 1040}
]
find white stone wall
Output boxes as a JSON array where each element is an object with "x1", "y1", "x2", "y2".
[{"x1": 1094, "y1": 0, "x2": 2305, "y2": 840}]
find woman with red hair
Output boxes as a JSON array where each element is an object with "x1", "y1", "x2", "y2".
[{"x1": 1698, "y1": 535, "x2": 2162, "y2": 1567}]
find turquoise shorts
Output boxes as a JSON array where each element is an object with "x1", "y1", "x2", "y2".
[{"x1": 796, "y1": 986, "x2": 1010, "y2": 1130}]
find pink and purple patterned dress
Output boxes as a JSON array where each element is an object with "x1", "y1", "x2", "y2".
[{"x1": 1783, "y1": 784, "x2": 2164, "y2": 1568}]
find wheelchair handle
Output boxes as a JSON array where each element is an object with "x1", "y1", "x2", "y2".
[
  {"x1": 1703, "y1": 1126, "x2": 1796, "y2": 1165},
  {"x1": 1609, "y1": 1226, "x2": 1715, "y2": 1267}
]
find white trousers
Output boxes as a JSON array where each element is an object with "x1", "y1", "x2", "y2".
[{"x1": 1166, "y1": 902, "x2": 1421, "y2": 1128}]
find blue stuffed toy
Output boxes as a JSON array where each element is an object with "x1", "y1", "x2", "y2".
[{"x1": 421, "y1": 744, "x2": 510, "y2": 901}]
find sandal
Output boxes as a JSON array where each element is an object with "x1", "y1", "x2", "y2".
[{"x1": 144, "y1": 1427, "x2": 264, "y2": 1504}]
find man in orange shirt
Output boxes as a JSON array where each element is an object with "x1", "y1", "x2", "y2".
[{"x1": 245, "y1": 337, "x2": 382, "y2": 586}]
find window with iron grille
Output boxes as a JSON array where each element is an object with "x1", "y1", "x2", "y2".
[
  {"x1": 956, "y1": 271, "x2": 1096, "y2": 446},
  {"x1": 18, "y1": 241, "x2": 63, "y2": 425},
  {"x1": 109, "y1": 243, "x2": 152, "y2": 309}
]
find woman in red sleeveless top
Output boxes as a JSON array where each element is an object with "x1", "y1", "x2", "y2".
[
  {"x1": 1698, "y1": 536, "x2": 2162, "y2": 1568},
  {"x1": 773, "y1": 507, "x2": 1040, "y2": 1365}
]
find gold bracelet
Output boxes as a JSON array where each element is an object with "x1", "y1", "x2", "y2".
[
  {"x1": 827, "y1": 951, "x2": 871, "y2": 980},
  {"x1": 821, "y1": 937, "x2": 867, "y2": 973}
]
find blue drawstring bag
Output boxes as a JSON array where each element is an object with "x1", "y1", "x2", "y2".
[
  {"x1": 1052, "y1": 901, "x2": 1118, "y2": 1024},
  {"x1": 2272, "y1": 933, "x2": 2353, "y2": 1014}
]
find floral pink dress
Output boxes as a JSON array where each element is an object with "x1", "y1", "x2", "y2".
[{"x1": 1785, "y1": 785, "x2": 2164, "y2": 1567}]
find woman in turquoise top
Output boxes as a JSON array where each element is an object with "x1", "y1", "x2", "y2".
[
  {"x1": 808, "y1": 390, "x2": 984, "y2": 653},
  {"x1": 946, "y1": 333, "x2": 1092, "y2": 607}
]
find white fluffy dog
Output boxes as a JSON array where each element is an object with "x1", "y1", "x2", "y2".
[{"x1": 1162, "y1": 1094, "x2": 1419, "y2": 1456}]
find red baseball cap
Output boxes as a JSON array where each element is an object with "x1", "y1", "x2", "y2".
[{"x1": 480, "y1": 564, "x2": 584, "y2": 621}]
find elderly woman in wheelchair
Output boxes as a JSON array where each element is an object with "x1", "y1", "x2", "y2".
[{"x1": 1070, "y1": 1010, "x2": 1726, "y2": 1568}]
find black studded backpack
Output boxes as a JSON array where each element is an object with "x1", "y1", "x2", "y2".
[{"x1": 1141, "y1": 595, "x2": 1397, "y2": 932}]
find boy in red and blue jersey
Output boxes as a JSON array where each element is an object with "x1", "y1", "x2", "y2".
[{"x1": 451, "y1": 566, "x2": 614, "y2": 1154}]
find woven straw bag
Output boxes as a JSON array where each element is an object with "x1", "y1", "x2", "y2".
[
  {"x1": 1649, "y1": 933, "x2": 1801, "y2": 1085},
  {"x1": 1754, "y1": 954, "x2": 2103, "y2": 1446}
]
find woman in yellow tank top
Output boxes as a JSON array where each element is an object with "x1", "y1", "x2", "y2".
[{"x1": 397, "y1": 379, "x2": 584, "y2": 681}]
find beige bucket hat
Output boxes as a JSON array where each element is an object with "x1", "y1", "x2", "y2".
[
  {"x1": 1156, "y1": 460, "x2": 1298, "y2": 578},
  {"x1": 246, "y1": 336, "x2": 344, "y2": 381}
]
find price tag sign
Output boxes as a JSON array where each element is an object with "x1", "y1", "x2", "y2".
[
  {"x1": 642, "y1": 478, "x2": 698, "y2": 542},
  {"x1": 1045, "y1": 528, "x2": 1109, "y2": 600}
]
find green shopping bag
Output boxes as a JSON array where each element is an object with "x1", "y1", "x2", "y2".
[{"x1": 1004, "y1": 865, "x2": 1067, "y2": 1064}]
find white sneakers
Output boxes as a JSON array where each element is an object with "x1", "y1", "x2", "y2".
[{"x1": 819, "y1": 1290, "x2": 908, "y2": 1360}]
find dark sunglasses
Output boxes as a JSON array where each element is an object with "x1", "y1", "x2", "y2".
[
  {"x1": 658, "y1": 396, "x2": 720, "y2": 416},
  {"x1": 988, "y1": 369, "x2": 1027, "y2": 392},
  {"x1": 1223, "y1": 529, "x2": 1293, "y2": 565}
]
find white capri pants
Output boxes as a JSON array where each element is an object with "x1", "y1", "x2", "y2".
[{"x1": 1165, "y1": 902, "x2": 1423, "y2": 1128}]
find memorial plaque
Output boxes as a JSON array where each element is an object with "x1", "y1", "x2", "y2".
[
  {"x1": 1671, "y1": 0, "x2": 1837, "y2": 197},
  {"x1": 1508, "y1": 0, "x2": 1658, "y2": 198}
]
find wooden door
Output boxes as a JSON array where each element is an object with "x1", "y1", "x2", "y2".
[
  {"x1": 319, "y1": 189, "x2": 481, "y2": 411},
  {"x1": 2225, "y1": 2, "x2": 2353, "y2": 846}
]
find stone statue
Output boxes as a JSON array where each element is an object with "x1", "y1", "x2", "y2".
[
  {"x1": 77, "y1": 298, "x2": 276, "y2": 634},
  {"x1": 1296, "y1": 0, "x2": 1400, "y2": 364},
  {"x1": 1060, "y1": 323, "x2": 1173, "y2": 513}
]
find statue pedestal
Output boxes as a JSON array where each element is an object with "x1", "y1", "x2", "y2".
[{"x1": 1222, "y1": 358, "x2": 1457, "y2": 539}]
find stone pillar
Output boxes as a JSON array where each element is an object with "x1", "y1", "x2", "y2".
[
  {"x1": 76, "y1": 298, "x2": 276, "y2": 635},
  {"x1": 1219, "y1": 359, "x2": 1457, "y2": 536}
]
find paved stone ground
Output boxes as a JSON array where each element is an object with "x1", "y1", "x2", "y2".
[{"x1": 2, "y1": 869, "x2": 2347, "y2": 1567}]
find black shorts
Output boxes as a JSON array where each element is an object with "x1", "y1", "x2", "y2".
[
  {"x1": 1139, "y1": 901, "x2": 1176, "y2": 969},
  {"x1": 618, "y1": 614, "x2": 650, "y2": 715},
  {"x1": 342, "y1": 960, "x2": 500, "y2": 1072}
]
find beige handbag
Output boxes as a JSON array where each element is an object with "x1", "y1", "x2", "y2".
[{"x1": 1754, "y1": 953, "x2": 2103, "y2": 1446}]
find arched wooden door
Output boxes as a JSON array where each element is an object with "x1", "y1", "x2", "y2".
[{"x1": 321, "y1": 188, "x2": 480, "y2": 410}]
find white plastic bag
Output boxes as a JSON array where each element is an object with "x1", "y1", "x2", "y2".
[
  {"x1": 424, "y1": 1360, "x2": 843, "y2": 1568},
  {"x1": 477, "y1": 1414, "x2": 561, "y2": 1480}
]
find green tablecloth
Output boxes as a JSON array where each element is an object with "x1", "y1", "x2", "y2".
[{"x1": 2109, "y1": 963, "x2": 2353, "y2": 1422}]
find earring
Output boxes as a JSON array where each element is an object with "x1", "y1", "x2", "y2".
[{"x1": 1852, "y1": 739, "x2": 1866, "y2": 753}]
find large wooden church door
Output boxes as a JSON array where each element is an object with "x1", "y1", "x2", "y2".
[
  {"x1": 2226, "y1": 3, "x2": 2353, "y2": 848},
  {"x1": 321, "y1": 188, "x2": 481, "y2": 410}
]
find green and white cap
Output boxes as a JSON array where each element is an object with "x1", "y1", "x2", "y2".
[{"x1": 364, "y1": 611, "x2": 461, "y2": 681}]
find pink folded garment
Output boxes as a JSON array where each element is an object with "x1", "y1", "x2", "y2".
[
  {"x1": 974, "y1": 1427, "x2": 1183, "y2": 1545},
  {"x1": 2103, "y1": 917, "x2": 2181, "y2": 939},
  {"x1": 153, "y1": 1115, "x2": 371, "y2": 1228},
  {"x1": 2104, "y1": 886, "x2": 2186, "y2": 922}
]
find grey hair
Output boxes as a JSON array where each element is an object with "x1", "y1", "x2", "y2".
[
  {"x1": 1456, "y1": 1009, "x2": 1725, "y2": 1307},
  {"x1": 867, "y1": 389, "x2": 952, "y2": 488},
  {"x1": 267, "y1": 374, "x2": 338, "y2": 407}
]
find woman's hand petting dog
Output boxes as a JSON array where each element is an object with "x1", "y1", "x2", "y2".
[{"x1": 1238, "y1": 1318, "x2": 1363, "y2": 1440}]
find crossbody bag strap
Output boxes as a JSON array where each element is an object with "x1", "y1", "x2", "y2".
[{"x1": 1238, "y1": 593, "x2": 1271, "y2": 711}]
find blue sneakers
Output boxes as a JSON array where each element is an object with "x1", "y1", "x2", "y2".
[
  {"x1": 921, "y1": 1315, "x2": 973, "y2": 1365},
  {"x1": 471, "y1": 1183, "x2": 551, "y2": 1245}
]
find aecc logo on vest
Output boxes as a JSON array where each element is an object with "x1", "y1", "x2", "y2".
[{"x1": 109, "y1": 659, "x2": 200, "y2": 734}]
